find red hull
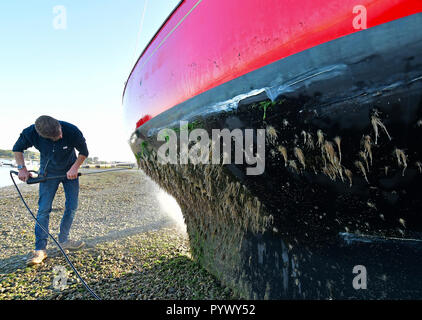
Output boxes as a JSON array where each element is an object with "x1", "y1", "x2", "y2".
[{"x1": 123, "y1": 0, "x2": 422, "y2": 130}]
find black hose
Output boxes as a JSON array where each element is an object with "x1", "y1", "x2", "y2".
[{"x1": 10, "y1": 171, "x2": 101, "y2": 300}]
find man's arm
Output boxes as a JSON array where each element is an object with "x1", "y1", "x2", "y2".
[
  {"x1": 13, "y1": 128, "x2": 34, "y2": 182},
  {"x1": 67, "y1": 125, "x2": 89, "y2": 180},
  {"x1": 14, "y1": 152, "x2": 32, "y2": 182},
  {"x1": 66, "y1": 154, "x2": 87, "y2": 180}
]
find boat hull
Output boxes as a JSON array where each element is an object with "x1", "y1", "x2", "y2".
[{"x1": 124, "y1": 3, "x2": 422, "y2": 299}]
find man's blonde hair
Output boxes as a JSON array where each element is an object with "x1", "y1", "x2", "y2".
[{"x1": 35, "y1": 115, "x2": 61, "y2": 139}]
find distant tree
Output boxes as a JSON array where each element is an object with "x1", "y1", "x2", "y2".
[
  {"x1": 24, "y1": 150, "x2": 40, "y2": 161},
  {"x1": 0, "y1": 149, "x2": 40, "y2": 161},
  {"x1": 0, "y1": 149, "x2": 14, "y2": 158}
]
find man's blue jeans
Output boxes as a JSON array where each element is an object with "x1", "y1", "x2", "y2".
[{"x1": 35, "y1": 174, "x2": 79, "y2": 250}]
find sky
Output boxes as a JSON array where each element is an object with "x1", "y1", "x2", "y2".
[{"x1": 0, "y1": 0, "x2": 180, "y2": 162}]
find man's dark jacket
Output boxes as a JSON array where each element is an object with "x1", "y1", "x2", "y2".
[{"x1": 13, "y1": 121, "x2": 89, "y2": 175}]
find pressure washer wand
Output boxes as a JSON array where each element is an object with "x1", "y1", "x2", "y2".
[{"x1": 24, "y1": 173, "x2": 81, "y2": 184}]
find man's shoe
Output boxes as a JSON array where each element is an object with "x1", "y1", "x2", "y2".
[
  {"x1": 26, "y1": 250, "x2": 47, "y2": 266},
  {"x1": 59, "y1": 239, "x2": 85, "y2": 251}
]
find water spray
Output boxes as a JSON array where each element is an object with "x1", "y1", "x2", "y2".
[{"x1": 156, "y1": 188, "x2": 186, "y2": 234}]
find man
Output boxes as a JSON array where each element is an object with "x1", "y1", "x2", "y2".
[{"x1": 13, "y1": 115, "x2": 89, "y2": 266}]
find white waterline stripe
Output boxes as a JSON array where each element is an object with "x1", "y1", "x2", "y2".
[
  {"x1": 286, "y1": 66, "x2": 340, "y2": 88},
  {"x1": 146, "y1": 88, "x2": 266, "y2": 137}
]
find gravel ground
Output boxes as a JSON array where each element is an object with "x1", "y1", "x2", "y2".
[{"x1": 0, "y1": 169, "x2": 235, "y2": 300}]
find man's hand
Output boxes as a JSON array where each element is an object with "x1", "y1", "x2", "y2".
[
  {"x1": 18, "y1": 167, "x2": 32, "y2": 182},
  {"x1": 67, "y1": 154, "x2": 86, "y2": 180},
  {"x1": 66, "y1": 166, "x2": 79, "y2": 180}
]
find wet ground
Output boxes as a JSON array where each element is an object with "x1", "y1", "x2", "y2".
[{"x1": 0, "y1": 170, "x2": 234, "y2": 300}]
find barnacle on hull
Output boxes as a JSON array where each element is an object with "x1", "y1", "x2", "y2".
[
  {"x1": 362, "y1": 135, "x2": 373, "y2": 166},
  {"x1": 301, "y1": 130, "x2": 307, "y2": 145},
  {"x1": 306, "y1": 132, "x2": 315, "y2": 150},
  {"x1": 334, "y1": 136, "x2": 342, "y2": 164},
  {"x1": 344, "y1": 168, "x2": 353, "y2": 187},
  {"x1": 371, "y1": 112, "x2": 392, "y2": 145},
  {"x1": 317, "y1": 129, "x2": 325, "y2": 148},
  {"x1": 359, "y1": 151, "x2": 370, "y2": 172},
  {"x1": 324, "y1": 141, "x2": 337, "y2": 166},
  {"x1": 394, "y1": 148, "x2": 408, "y2": 176},
  {"x1": 266, "y1": 126, "x2": 278, "y2": 145},
  {"x1": 336, "y1": 164, "x2": 344, "y2": 182},
  {"x1": 355, "y1": 160, "x2": 369, "y2": 184},
  {"x1": 367, "y1": 201, "x2": 377, "y2": 209},
  {"x1": 294, "y1": 147, "x2": 306, "y2": 169},
  {"x1": 278, "y1": 145, "x2": 288, "y2": 167},
  {"x1": 399, "y1": 218, "x2": 406, "y2": 228},
  {"x1": 322, "y1": 166, "x2": 335, "y2": 181},
  {"x1": 289, "y1": 160, "x2": 299, "y2": 173}
]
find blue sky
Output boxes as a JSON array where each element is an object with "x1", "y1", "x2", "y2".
[{"x1": 0, "y1": 0, "x2": 180, "y2": 161}]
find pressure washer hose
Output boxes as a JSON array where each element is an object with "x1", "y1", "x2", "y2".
[{"x1": 9, "y1": 167, "x2": 132, "y2": 300}]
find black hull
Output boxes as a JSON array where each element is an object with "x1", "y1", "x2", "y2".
[{"x1": 131, "y1": 13, "x2": 422, "y2": 299}]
